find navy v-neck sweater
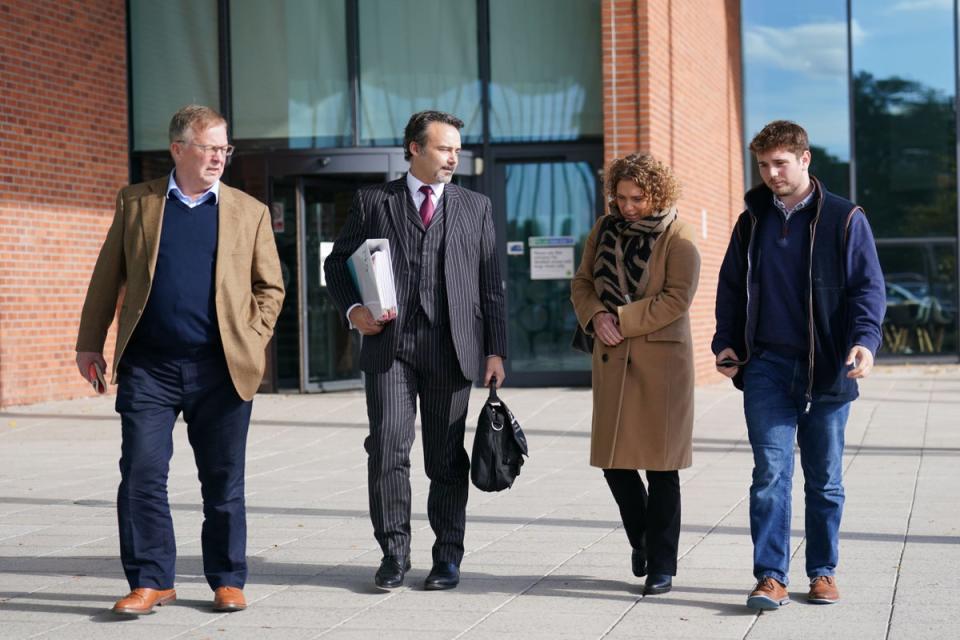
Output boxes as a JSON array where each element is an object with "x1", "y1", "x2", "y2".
[{"x1": 128, "y1": 196, "x2": 220, "y2": 355}]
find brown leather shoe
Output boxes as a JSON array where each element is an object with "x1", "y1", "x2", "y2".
[
  {"x1": 808, "y1": 575, "x2": 840, "y2": 604},
  {"x1": 112, "y1": 588, "x2": 176, "y2": 615},
  {"x1": 746, "y1": 577, "x2": 790, "y2": 610},
  {"x1": 213, "y1": 586, "x2": 247, "y2": 612}
]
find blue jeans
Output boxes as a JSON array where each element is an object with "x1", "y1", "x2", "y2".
[{"x1": 743, "y1": 350, "x2": 850, "y2": 585}]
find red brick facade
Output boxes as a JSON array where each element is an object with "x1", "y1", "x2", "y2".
[
  {"x1": 601, "y1": 0, "x2": 744, "y2": 384},
  {"x1": 0, "y1": 0, "x2": 128, "y2": 406}
]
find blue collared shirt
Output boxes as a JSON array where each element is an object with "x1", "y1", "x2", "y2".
[{"x1": 166, "y1": 171, "x2": 220, "y2": 208}]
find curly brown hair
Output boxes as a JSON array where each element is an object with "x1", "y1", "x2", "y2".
[
  {"x1": 749, "y1": 120, "x2": 809, "y2": 157},
  {"x1": 604, "y1": 154, "x2": 681, "y2": 213}
]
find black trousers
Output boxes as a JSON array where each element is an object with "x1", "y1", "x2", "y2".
[
  {"x1": 364, "y1": 310, "x2": 472, "y2": 565},
  {"x1": 603, "y1": 468, "x2": 681, "y2": 575}
]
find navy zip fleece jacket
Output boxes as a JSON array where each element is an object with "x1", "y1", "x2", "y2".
[{"x1": 712, "y1": 177, "x2": 886, "y2": 403}]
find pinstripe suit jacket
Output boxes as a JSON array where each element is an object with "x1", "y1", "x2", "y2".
[{"x1": 324, "y1": 177, "x2": 507, "y2": 380}]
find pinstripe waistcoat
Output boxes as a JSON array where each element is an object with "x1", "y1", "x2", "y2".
[{"x1": 324, "y1": 177, "x2": 508, "y2": 380}]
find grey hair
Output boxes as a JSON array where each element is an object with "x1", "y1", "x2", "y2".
[{"x1": 168, "y1": 104, "x2": 228, "y2": 144}]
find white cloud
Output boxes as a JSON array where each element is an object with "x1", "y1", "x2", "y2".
[
  {"x1": 744, "y1": 20, "x2": 866, "y2": 79},
  {"x1": 886, "y1": 0, "x2": 952, "y2": 13}
]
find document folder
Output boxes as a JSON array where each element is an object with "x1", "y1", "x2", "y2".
[{"x1": 347, "y1": 239, "x2": 398, "y2": 321}]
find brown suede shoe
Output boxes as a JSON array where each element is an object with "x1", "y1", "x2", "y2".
[
  {"x1": 213, "y1": 586, "x2": 247, "y2": 612},
  {"x1": 746, "y1": 577, "x2": 790, "y2": 610},
  {"x1": 808, "y1": 576, "x2": 840, "y2": 604},
  {"x1": 112, "y1": 588, "x2": 176, "y2": 615}
]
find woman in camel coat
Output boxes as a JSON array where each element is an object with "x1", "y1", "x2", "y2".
[{"x1": 571, "y1": 154, "x2": 700, "y2": 595}]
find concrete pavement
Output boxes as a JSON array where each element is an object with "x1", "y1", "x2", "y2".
[{"x1": 0, "y1": 365, "x2": 957, "y2": 639}]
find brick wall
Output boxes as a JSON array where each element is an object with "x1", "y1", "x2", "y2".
[
  {"x1": 0, "y1": 0, "x2": 127, "y2": 406},
  {"x1": 601, "y1": 0, "x2": 744, "y2": 384}
]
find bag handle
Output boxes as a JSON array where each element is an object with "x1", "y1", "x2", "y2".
[{"x1": 488, "y1": 377, "x2": 501, "y2": 406}]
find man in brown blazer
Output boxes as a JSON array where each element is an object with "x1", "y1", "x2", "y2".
[{"x1": 75, "y1": 105, "x2": 284, "y2": 615}]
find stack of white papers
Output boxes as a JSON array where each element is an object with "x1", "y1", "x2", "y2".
[{"x1": 347, "y1": 239, "x2": 398, "y2": 321}]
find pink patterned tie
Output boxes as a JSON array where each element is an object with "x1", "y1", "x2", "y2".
[{"x1": 419, "y1": 185, "x2": 435, "y2": 227}]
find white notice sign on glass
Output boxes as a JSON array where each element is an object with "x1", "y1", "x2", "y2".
[{"x1": 530, "y1": 246, "x2": 574, "y2": 280}]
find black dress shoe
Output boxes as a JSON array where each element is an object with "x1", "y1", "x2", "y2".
[
  {"x1": 424, "y1": 562, "x2": 460, "y2": 590},
  {"x1": 631, "y1": 549, "x2": 647, "y2": 577},
  {"x1": 643, "y1": 573, "x2": 672, "y2": 595},
  {"x1": 374, "y1": 555, "x2": 411, "y2": 590}
]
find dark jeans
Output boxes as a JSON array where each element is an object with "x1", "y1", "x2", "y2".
[
  {"x1": 603, "y1": 468, "x2": 681, "y2": 576},
  {"x1": 115, "y1": 349, "x2": 252, "y2": 591}
]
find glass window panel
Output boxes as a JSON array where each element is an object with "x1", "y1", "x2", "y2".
[
  {"x1": 741, "y1": 1, "x2": 850, "y2": 195},
  {"x1": 129, "y1": 0, "x2": 219, "y2": 151},
  {"x1": 877, "y1": 240, "x2": 957, "y2": 355},
  {"x1": 852, "y1": 0, "x2": 956, "y2": 238},
  {"x1": 358, "y1": 0, "x2": 481, "y2": 145},
  {"x1": 504, "y1": 161, "x2": 596, "y2": 372},
  {"x1": 853, "y1": 0, "x2": 958, "y2": 357},
  {"x1": 230, "y1": 0, "x2": 350, "y2": 147},
  {"x1": 489, "y1": 0, "x2": 602, "y2": 142}
]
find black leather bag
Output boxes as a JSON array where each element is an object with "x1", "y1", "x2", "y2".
[
  {"x1": 571, "y1": 325, "x2": 594, "y2": 354},
  {"x1": 471, "y1": 380, "x2": 529, "y2": 492}
]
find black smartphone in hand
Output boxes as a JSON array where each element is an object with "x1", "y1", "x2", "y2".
[{"x1": 716, "y1": 358, "x2": 740, "y2": 367}]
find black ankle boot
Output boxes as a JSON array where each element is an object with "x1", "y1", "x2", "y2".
[{"x1": 643, "y1": 573, "x2": 672, "y2": 595}]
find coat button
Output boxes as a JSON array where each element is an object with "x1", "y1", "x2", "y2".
[{"x1": 601, "y1": 354, "x2": 608, "y2": 363}]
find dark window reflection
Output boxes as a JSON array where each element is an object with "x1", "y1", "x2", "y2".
[
  {"x1": 853, "y1": 72, "x2": 956, "y2": 238},
  {"x1": 853, "y1": 0, "x2": 958, "y2": 356},
  {"x1": 878, "y1": 240, "x2": 957, "y2": 355}
]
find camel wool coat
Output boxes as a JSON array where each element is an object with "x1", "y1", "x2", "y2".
[{"x1": 571, "y1": 215, "x2": 700, "y2": 470}]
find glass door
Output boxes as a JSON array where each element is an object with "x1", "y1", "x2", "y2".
[
  {"x1": 260, "y1": 148, "x2": 479, "y2": 392},
  {"x1": 493, "y1": 155, "x2": 602, "y2": 386},
  {"x1": 272, "y1": 174, "x2": 385, "y2": 391}
]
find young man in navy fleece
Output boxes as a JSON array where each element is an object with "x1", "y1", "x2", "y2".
[{"x1": 712, "y1": 120, "x2": 885, "y2": 610}]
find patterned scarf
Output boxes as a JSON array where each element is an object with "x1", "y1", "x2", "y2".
[{"x1": 593, "y1": 207, "x2": 677, "y2": 311}]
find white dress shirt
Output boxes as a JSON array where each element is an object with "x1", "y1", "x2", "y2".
[{"x1": 406, "y1": 171, "x2": 444, "y2": 210}]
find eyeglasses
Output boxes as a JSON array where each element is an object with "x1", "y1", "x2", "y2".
[{"x1": 177, "y1": 140, "x2": 235, "y2": 157}]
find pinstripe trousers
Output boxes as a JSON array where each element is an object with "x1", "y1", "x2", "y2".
[{"x1": 364, "y1": 309, "x2": 472, "y2": 566}]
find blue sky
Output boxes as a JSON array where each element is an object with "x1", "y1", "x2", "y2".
[{"x1": 742, "y1": 0, "x2": 955, "y2": 158}]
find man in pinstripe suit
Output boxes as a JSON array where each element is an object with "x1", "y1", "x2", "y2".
[{"x1": 324, "y1": 111, "x2": 508, "y2": 591}]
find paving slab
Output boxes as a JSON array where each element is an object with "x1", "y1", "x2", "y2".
[{"x1": 1, "y1": 365, "x2": 957, "y2": 638}]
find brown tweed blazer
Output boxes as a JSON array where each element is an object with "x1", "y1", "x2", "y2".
[{"x1": 76, "y1": 177, "x2": 285, "y2": 401}]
